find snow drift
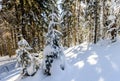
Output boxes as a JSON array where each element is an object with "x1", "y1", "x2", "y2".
[{"x1": 2, "y1": 38, "x2": 120, "y2": 81}]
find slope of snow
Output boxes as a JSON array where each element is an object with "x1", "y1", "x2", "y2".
[{"x1": 2, "y1": 38, "x2": 120, "y2": 81}]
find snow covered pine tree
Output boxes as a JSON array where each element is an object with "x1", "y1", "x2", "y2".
[
  {"x1": 42, "y1": 12, "x2": 66, "y2": 76},
  {"x1": 107, "y1": 15, "x2": 118, "y2": 42},
  {"x1": 42, "y1": 28, "x2": 65, "y2": 76},
  {"x1": 16, "y1": 35, "x2": 38, "y2": 76}
]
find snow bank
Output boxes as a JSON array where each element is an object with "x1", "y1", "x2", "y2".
[
  {"x1": 3, "y1": 39, "x2": 120, "y2": 81},
  {"x1": 65, "y1": 40, "x2": 120, "y2": 81}
]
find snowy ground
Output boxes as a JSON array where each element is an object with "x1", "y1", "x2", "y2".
[
  {"x1": 0, "y1": 56, "x2": 16, "y2": 66},
  {"x1": 0, "y1": 56, "x2": 17, "y2": 80},
  {"x1": 1, "y1": 39, "x2": 120, "y2": 81}
]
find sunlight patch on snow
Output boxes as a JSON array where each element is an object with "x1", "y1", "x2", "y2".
[
  {"x1": 66, "y1": 52, "x2": 77, "y2": 59},
  {"x1": 74, "y1": 61, "x2": 85, "y2": 69},
  {"x1": 71, "y1": 79, "x2": 75, "y2": 81},
  {"x1": 65, "y1": 42, "x2": 89, "y2": 60},
  {"x1": 64, "y1": 47, "x2": 74, "y2": 54},
  {"x1": 6, "y1": 74, "x2": 21, "y2": 81},
  {"x1": 98, "y1": 77, "x2": 104, "y2": 81},
  {"x1": 65, "y1": 42, "x2": 89, "y2": 54},
  {"x1": 87, "y1": 53, "x2": 98, "y2": 65}
]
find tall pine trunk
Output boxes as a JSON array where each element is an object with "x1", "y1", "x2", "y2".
[
  {"x1": 94, "y1": 0, "x2": 98, "y2": 44},
  {"x1": 20, "y1": 0, "x2": 26, "y2": 39}
]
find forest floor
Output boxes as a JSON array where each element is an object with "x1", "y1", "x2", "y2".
[{"x1": 1, "y1": 38, "x2": 120, "y2": 81}]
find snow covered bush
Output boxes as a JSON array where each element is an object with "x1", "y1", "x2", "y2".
[{"x1": 16, "y1": 35, "x2": 39, "y2": 76}]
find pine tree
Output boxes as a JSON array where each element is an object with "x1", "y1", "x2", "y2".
[
  {"x1": 106, "y1": 0, "x2": 118, "y2": 43},
  {"x1": 16, "y1": 35, "x2": 38, "y2": 76},
  {"x1": 42, "y1": 10, "x2": 66, "y2": 76}
]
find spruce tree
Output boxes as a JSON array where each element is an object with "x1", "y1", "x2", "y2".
[
  {"x1": 16, "y1": 35, "x2": 38, "y2": 76},
  {"x1": 42, "y1": 10, "x2": 65, "y2": 76}
]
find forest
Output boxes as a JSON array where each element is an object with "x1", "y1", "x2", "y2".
[
  {"x1": 0, "y1": 0, "x2": 120, "y2": 81},
  {"x1": 0, "y1": 0, "x2": 120, "y2": 57}
]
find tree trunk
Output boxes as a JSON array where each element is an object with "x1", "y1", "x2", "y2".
[
  {"x1": 94, "y1": 0, "x2": 98, "y2": 44},
  {"x1": 20, "y1": 0, "x2": 26, "y2": 39}
]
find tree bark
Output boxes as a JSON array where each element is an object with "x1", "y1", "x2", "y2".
[
  {"x1": 94, "y1": 0, "x2": 98, "y2": 44},
  {"x1": 20, "y1": 0, "x2": 26, "y2": 39}
]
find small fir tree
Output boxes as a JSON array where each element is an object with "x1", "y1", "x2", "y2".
[
  {"x1": 107, "y1": 15, "x2": 118, "y2": 42},
  {"x1": 42, "y1": 11, "x2": 66, "y2": 76},
  {"x1": 16, "y1": 35, "x2": 38, "y2": 76}
]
